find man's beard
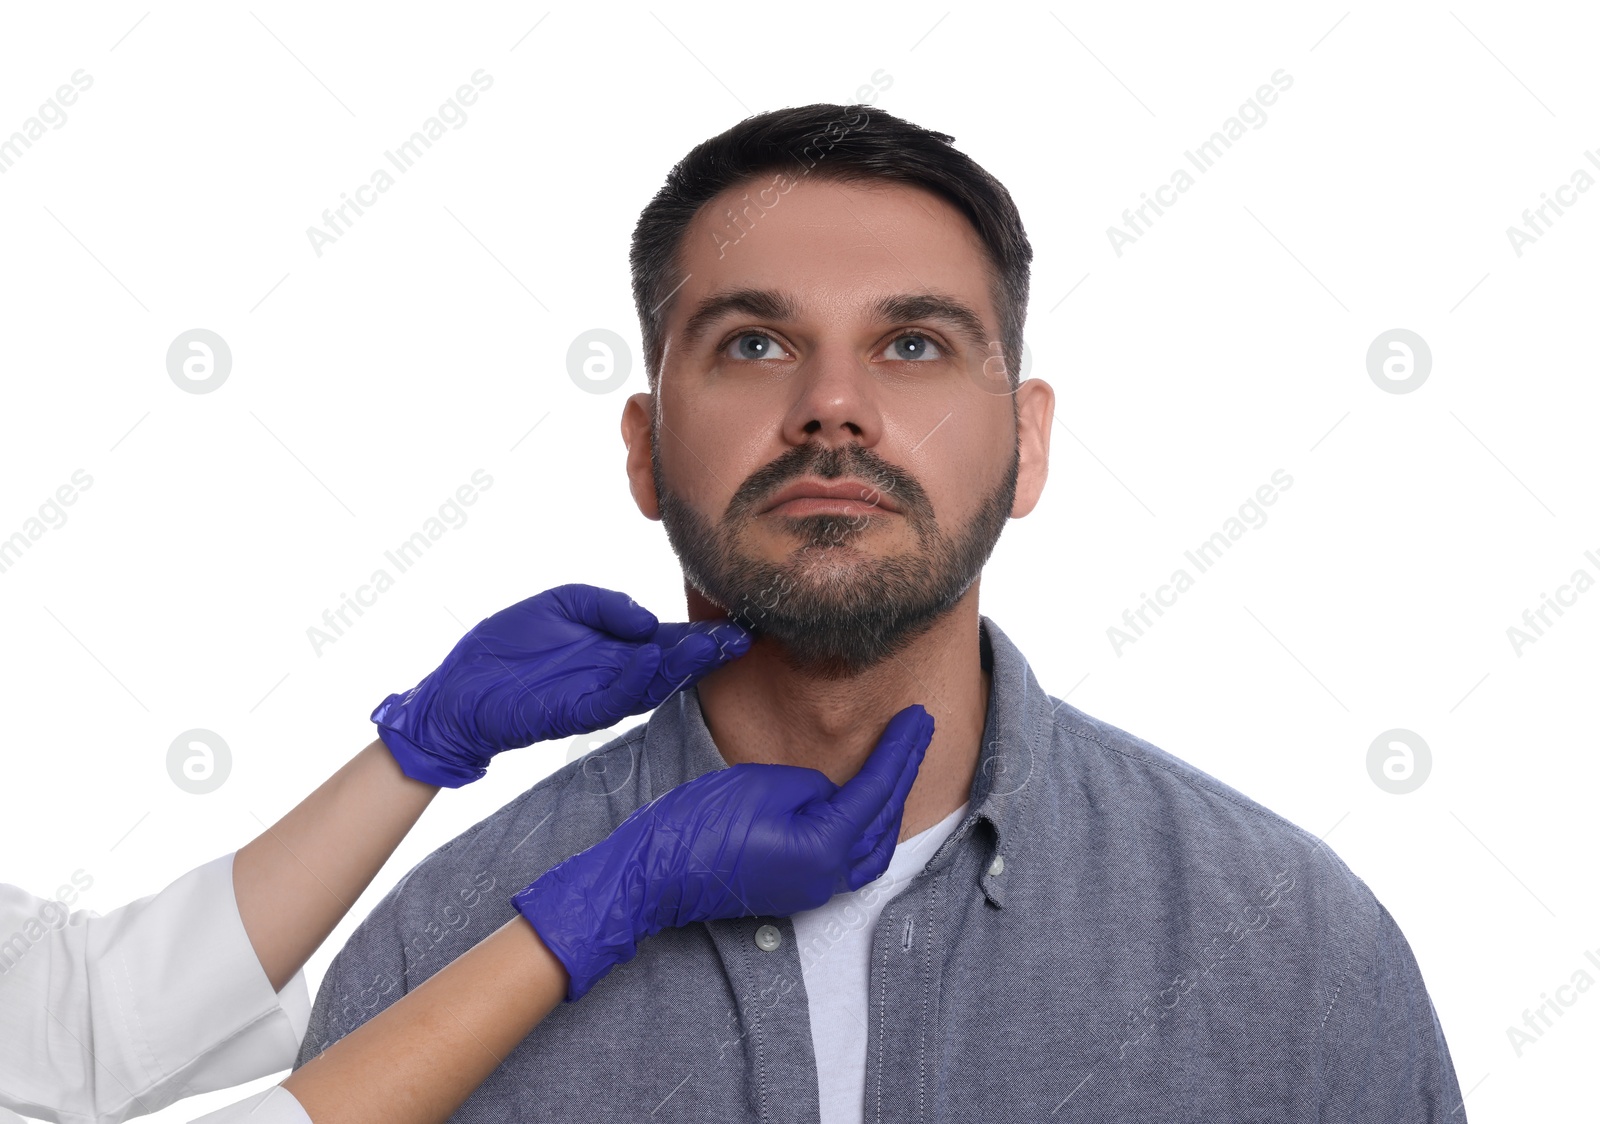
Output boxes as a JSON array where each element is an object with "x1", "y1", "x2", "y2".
[{"x1": 652, "y1": 429, "x2": 1019, "y2": 679}]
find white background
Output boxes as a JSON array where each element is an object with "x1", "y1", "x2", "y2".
[{"x1": 1, "y1": 1, "x2": 1594, "y2": 1119}]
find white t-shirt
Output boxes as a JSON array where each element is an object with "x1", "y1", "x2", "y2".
[{"x1": 790, "y1": 802, "x2": 969, "y2": 1124}]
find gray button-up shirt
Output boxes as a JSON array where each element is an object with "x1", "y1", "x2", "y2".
[{"x1": 296, "y1": 617, "x2": 1465, "y2": 1121}]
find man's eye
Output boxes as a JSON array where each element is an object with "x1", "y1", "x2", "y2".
[
  {"x1": 879, "y1": 334, "x2": 943, "y2": 362},
  {"x1": 723, "y1": 331, "x2": 791, "y2": 361}
]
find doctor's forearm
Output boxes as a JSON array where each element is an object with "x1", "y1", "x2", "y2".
[
  {"x1": 282, "y1": 915, "x2": 567, "y2": 1122},
  {"x1": 233, "y1": 738, "x2": 440, "y2": 992}
]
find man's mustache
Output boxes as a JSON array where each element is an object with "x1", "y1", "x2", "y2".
[{"x1": 724, "y1": 444, "x2": 928, "y2": 522}]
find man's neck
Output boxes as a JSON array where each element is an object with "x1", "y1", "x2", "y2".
[{"x1": 691, "y1": 588, "x2": 991, "y2": 843}]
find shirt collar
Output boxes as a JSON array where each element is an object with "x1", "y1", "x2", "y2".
[{"x1": 641, "y1": 614, "x2": 1046, "y2": 910}]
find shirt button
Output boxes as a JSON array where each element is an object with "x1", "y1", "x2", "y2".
[
  {"x1": 754, "y1": 923, "x2": 782, "y2": 952},
  {"x1": 988, "y1": 854, "x2": 1005, "y2": 876}
]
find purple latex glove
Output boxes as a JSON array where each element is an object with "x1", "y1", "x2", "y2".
[
  {"x1": 512, "y1": 703, "x2": 935, "y2": 1002},
  {"x1": 371, "y1": 584, "x2": 751, "y2": 787}
]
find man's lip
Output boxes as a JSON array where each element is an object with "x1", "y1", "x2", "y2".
[
  {"x1": 761, "y1": 477, "x2": 900, "y2": 514},
  {"x1": 768, "y1": 497, "x2": 893, "y2": 517}
]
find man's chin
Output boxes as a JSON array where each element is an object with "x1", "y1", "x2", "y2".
[
  {"x1": 754, "y1": 623, "x2": 901, "y2": 680},
  {"x1": 775, "y1": 646, "x2": 879, "y2": 682},
  {"x1": 745, "y1": 529, "x2": 897, "y2": 565},
  {"x1": 741, "y1": 593, "x2": 955, "y2": 678}
]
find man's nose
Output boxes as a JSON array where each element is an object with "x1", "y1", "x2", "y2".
[{"x1": 780, "y1": 343, "x2": 883, "y2": 448}]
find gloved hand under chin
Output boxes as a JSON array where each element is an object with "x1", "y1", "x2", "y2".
[
  {"x1": 511, "y1": 703, "x2": 936, "y2": 1002},
  {"x1": 371, "y1": 583, "x2": 751, "y2": 787}
]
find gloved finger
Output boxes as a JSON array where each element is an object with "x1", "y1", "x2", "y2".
[
  {"x1": 648, "y1": 627, "x2": 751, "y2": 698},
  {"x1": 550, "y1": 584, "x2": 659, "y2": 642},
  {"x1": 844, "y1": 708, "x2": 934, "y2": 866},
  {"x1": 630, "y1": 625, "x2": 750, "y2": 711},
  {"x1": 844, "y1": 800, "x2": 909, "y2": 890},
  {"x1": 569, "y1": 642, "x2": 664, "y2": 732},
  {"x1": 651, "y1": 619, "x2": 752, "y2": 657},
  {"x1": 823, "y1": 704, "x2": 934, "y2": 839},
  {"x1": 640, "y1": 632, "x2": 718, "y2": 705}
]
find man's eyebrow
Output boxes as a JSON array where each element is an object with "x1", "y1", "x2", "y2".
[
  {"x1": 677, "y1": 287, "x2": 993, "y2": 354},
  {"x1": 680, "y1": 288, "x2": 800, "y2": 351},
  {"x1": 869, "y1": 293, "x2": 991, "y2": 354}
]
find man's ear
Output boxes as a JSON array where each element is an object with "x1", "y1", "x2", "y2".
[
  {"x1": 1010, "y1": 378, "x2": 1054, "y2": 518},
  {"x1": 621, "y1": 391, "x2": 661, "y2": 520}
]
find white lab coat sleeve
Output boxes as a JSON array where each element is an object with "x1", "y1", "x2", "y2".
[
  {"x1": 0, "y1": 852, "x2": 310, "y2": 1124},
  {"x1": 186, "y1": 1086, "x2": 311, "y2": 1124}
]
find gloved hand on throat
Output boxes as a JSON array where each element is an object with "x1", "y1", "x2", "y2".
[
  {"x1": 511, "y1": 703, "x2": 936, "y2": 1002},
  {"x1": 371, "y1": 583, "x2": 751, "y2": 787}
]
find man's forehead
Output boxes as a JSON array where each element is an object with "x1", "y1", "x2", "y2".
[
  {"x1": 664, "y1": 178, "x2": 998, "y2": 343},
  {"x1": 683, "y1": 175, "x2": 986, "y2": 268}
]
